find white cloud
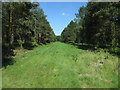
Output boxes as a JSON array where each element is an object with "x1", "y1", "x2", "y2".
[{"x1": 62, "y1": 12, "x2": 65, "y2": 16}]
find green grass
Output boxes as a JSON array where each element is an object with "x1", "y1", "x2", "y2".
[
  {"x1": 0, "y1": 69, "x2": 2, "y2": 89},
  {"x1": 2, "y1": 42, "x2": 118, "y2": 88}
]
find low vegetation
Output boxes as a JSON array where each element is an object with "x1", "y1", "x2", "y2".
[{"x1": 2, "y1": 42, "x2": 118, "y2": 88}]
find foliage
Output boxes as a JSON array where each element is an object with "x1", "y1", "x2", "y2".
[{"x1": 84, "y1": 2, "x2": 120, "y2": 48}]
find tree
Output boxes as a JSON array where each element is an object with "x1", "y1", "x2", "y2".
[{"x1": 61, "y1": 20, "x2": 77, "y2": 43}]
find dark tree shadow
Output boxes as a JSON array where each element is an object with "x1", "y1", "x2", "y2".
[
  {"x1": 2, "y1": 44, "x2": 15, "y2": 68},
  {"x1": 2, "y1": 41, "x2": 38, "y2": 68},
  {"x1": 107, "y1": 49, "x2": 120, "y2": 58},
  {"x1": 77, "y1": 45, "x2": 95, "y2": 51},
  {"x1": 72, "y1": 43, "x2": 120, "y2": 58},
  {"x1": 2, "y1": 57, "x2": 15, "y2": 68},
  {"x1": 72, "y1": 43, "x2": 96, "y2": 51},
  {"x1": 23, "y1": 41, "x2": 36, "y2": 50}
]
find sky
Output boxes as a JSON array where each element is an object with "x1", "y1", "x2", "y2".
[{"x1": 39, "y1": 2, "x2": 87, "y2": 36}]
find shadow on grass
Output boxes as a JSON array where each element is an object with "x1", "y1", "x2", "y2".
[
  {"x1": 2, "y1": 41, "x2": 38, "y2": 68},
  {"x1": 77, "y1": 45, "x2": 95, "y2": 51},
  {"x1": 72, "y1": 43, "x2": 120, "y2": 58},
  {"x1": 72, "y1": 43, "x2": 96, "y2": 51},
  {"x1": 2, "y1": 57, "x2": 15, "y2": 69},
  {"x1": 2, "y1": 46, "x2": 15, "y2": 68},
  {"x1": 108, "y1": 50, "x2": 120, "y2": 58},
  {"x1": 23, "y1": 42, "x2": 36, "y2": 50}
]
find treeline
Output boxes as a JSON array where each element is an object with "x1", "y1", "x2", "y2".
[
  {"x1": 3, "y1": 2, "x2": 55, "y2": 49},
  {"x1": 2, "y1": 2, "x2": 55, "y2": 66},
  {"x1": 61, "y1": 2, "x2": 120, "y2": 50}
]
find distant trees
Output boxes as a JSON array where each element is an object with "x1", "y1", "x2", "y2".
[
  {"x1": 61, "y1": 20, "x2": 77, "y2": 43},
  {"x1": 55, "y1": 36, "x2": 61, "y2": 41},
  {"x1": 29, "y1": 3, "x2": 55, "y2": 45},
  {"x1": 61, "y1": 2, "x2": 120, "y2": 49}
]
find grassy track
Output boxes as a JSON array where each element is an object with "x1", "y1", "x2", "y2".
[{"x1": 2, "y1": 42, "x2": 118, "y2": 88}]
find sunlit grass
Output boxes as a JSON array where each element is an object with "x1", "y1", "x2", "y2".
[{"x1": 2, "y1": 42, "x2": 118, "y2": 88}]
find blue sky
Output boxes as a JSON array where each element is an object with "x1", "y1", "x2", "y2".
[{"x1": 39, "y1": 2, "x2": 87, "y2": 36}]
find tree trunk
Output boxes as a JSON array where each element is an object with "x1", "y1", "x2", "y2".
[
  {"x1": 34, "y1": 31, "x2": 36, "y2": 42},
  {"x1": 38, "y1": 33, "x2": 39, "y2": 44},
  {"x1": 9, "y1": 4, "x2": 14, "y2": 47},
  {"x1": 38, "y1": 33, "x2": 42, "y2": 44},
  {"x1": 39, "y1": 33, "x2": 41, "y2": 44}
]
